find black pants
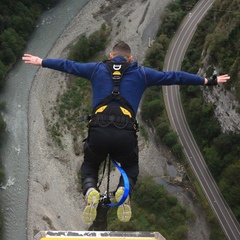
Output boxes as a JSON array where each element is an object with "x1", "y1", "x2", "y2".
[{"x1": 81, "y1": 126, "x2": 139, "y2": 192}]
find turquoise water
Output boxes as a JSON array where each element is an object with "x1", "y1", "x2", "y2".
[{"x1": 0, "y1": 1, "x2": 91, "y2": 239}]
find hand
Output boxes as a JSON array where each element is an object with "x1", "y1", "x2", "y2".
[
  {"x1": 22, "y1": 54, "x2": 42, "y2": 66},
  {"x1": 217, "y1": 74, "x2": 230, "y2": 83},
  {"x1": 205, "y1": 74, "x2": 230, "y2": 85}
]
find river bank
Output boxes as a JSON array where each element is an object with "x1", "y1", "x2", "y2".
[
  {"x1": 27, "y1": 0, "x2": 210, "y2": 240},
  {"x1": 0, "y1": 1, "x2": 92, "y2": 240}
]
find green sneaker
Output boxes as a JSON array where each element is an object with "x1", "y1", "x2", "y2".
[
  {"x1": 83, "y1": 188, "x2": 100, "y2": 223},
  {"x1": 115, "y1": 187, "x2": 132, "y2": 222}
]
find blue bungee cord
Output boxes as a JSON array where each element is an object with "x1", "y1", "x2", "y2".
[{"x1": 107, "y1": 158, "x2": 130, "y2": 207}]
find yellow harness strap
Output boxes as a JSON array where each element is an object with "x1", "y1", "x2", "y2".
[
  {"x1": 95, "y1": 105, "x2": 107, "y2": 114},
  {"x1": 120, "y1": 106, "x2": 132, "y2": 118},
  {"x1": 94, "y1": 105, "x2": 132, "y2": 118}
]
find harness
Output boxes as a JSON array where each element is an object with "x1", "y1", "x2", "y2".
[{"x1": 80, "y1": 60, "x2": 138, "y2": 131}]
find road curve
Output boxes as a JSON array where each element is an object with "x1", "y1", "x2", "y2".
[{"x1": 162, "y1": 0, "x2": 240, "y2": 239}]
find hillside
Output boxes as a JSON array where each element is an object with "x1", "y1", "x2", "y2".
[{"x1": 181, "y1": 0, "x2": 240, "y2": 224}]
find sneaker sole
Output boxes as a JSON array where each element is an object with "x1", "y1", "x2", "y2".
[
  {"x1": 83, "y1": 190, "x2": 100, "y2": 223},
  {"x1": 115, "y1": 188, "x2": 132, "y2": 222}
]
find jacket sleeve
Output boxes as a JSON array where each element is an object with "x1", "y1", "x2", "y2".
[
  {"x1": 144, "y1": 67, "x2": 205, "y2": 86},
  {"x1": 42, "y1": 58, "x2": 97, "y2": 79}
]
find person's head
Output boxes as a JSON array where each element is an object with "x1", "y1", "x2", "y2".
[{"x1": 110, "y1": 41, "x2": 133, "y2": 62}]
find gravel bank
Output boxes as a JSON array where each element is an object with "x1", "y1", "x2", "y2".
[{"x1": 27, "y1": 0, "x2": 210, "y2": 239}]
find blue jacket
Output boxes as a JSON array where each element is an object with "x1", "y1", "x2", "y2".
[{"x1": 42, "y1": 56, "x2": 205, "y2": 114}]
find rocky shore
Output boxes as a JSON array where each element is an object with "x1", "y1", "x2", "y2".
[{"x1": 27, "y1": 0, "x2": 210, "y2": 239}]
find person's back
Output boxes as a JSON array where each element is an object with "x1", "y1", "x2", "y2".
[{"x1": 89, "y1": 57, "x2": 146, "y2": 115}]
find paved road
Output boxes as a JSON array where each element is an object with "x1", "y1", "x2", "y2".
[{"x1": 162, "y1": 0, "x2": 240, "y2": 239}]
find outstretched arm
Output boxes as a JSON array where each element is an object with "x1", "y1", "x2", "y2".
[{"x1": 22, "y1": 54, "x2": 42, "y2": 66}]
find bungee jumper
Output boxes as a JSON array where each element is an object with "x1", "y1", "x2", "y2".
[{"x1": 22, "y1": 41, "x2": 230, "y2": 229}]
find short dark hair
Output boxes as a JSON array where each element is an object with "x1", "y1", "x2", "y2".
[{"x1": 112, "y1": 41, "x2": 131, "y2": 58}]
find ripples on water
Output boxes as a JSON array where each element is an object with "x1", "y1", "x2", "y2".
[
  {"x1": 1, "y1": 178, "x2": 15, "y2": 190},
  {"x1": 0, "y1": 1, "x2": 91, "y2": 240}
]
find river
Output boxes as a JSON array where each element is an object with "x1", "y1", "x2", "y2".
[{"x1": 0, "y1": 1, "x2": 91, "y2": 240}]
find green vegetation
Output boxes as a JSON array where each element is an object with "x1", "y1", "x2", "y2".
[
  {"x1": 181, "y1": 0, "x2": 240, "y2": 227},
  {"x1": 0, "y1": 0, "x2": 60, "y2": 237},
  {"x1": 0, "y1": 0, "x2": 60, "y2": 90},
  {"x1": 108, "y1": 176, "x2": 195, "y2": 240},
  {"x1": 0, "y1": 101, "x2": 6, "y2": 135}
]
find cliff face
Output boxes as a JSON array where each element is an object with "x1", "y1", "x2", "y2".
[
  {"x1": 200, "y1": 0, "x2": 240, "y2": 133},
  {"x1": 204, "y1": 85, "x2": 240, "y2": 133},
  {"x1": 199, "y1": 59, "x2": 240, "y2": 133}
]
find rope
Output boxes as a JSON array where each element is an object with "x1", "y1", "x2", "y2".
[
  {"x1": 107, "y1": 157, "x2": 130, "y2": 207},
  {"x1": 106, "y1": 156, "x2": 111, "y2": 201},
  {"x1": 97, "y1": 155, "x2": 130, "y2": 207},
  {"x1": 97, "y1": 156, "x2": 107, "y2": 189}
]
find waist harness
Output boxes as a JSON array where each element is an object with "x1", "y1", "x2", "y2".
[{"x1": 82, "y1": 61, "x2": 138, "y2": 131}]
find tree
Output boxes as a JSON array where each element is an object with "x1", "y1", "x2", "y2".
[
  {"x1": 203, "y1": 146, "x2": 222, "y2": 179},
  {"x1": 35, "y1": 0, "x2": 60, "y2": 9},
  {"x1": 1, "y1": 28, "x2": 25, "y2": 61},
  {"x1": 156, "y1": 122, "x2": 170, "y2": 138},
  {"x1": 0, "y1": 165, "x2": 4, "y2": 183},
  {"x1": 199, "y1": 120, "x2": 221, "y2": 144},
  {"x1": 213, "y1": 133, "x2": 235, "y2": 158},
  {"x1": 171, "y1": 143, "x2": 183, "y2": 159},
  {"x1": 0, "y1": 60, "x2": 7, "y2": 89},
  {"x1": 163, "y1": 132, "x2": 178, "y2": 148},
  {"x1": 188, "y1": 98, "x2": 203, "y2": 125},
  {"x1": 173, "y1": 225, "x2": 189, "y2": 239},
  {"x1": 69, "y1": 35, "x2": 89, "y2": 62},
  {"x1": 1, "y1": 47, "x2": 16, "y2": 65},
  {"x1": 88, "y1": 33, "x2": 105, "y2": 57},
  {"x1": 141, "y1": 99, "x2": 163, "y2": 122},
  {"x1": 0, "y1": 114, "x2": 6, "y2": 133},
  {"x1": 219, "y1": 161, "x2": 240, "y2": 221}
]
